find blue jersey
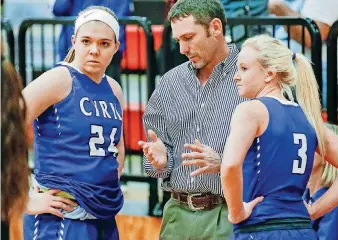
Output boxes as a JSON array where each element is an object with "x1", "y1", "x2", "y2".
[
  {"x1": 303, "y1": 187, "x2": 338, "y2": 240},
  {"x1": 33, "y1": 63, "x2": 123, "y2": 219},
  {"x1": 234, "y1": 97, "x2": 317, "y2": 230}
]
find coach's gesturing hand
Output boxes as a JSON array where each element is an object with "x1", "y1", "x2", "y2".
[
  {"x1": 138, "y1": 129, "x2": 168, "y2": 169},
  {"x1": 182, "y1": 140, "x2": 221, "y2": 176},
  {"x1": 26, "y1": 186, "x2": 78, "y2": 218}
]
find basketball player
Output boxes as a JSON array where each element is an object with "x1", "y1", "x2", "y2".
[
  {"x1": 220, "y1": 35, "x2": 338, "y2": 239},
  {"x1": 303, "y1": 123, "x2": 338, "y2": 239},
  {"x1": 22, "y1": 6, "x2": 125, "y2": 239}
]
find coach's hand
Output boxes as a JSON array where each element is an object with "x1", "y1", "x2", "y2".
[
  {"x1": 26, "y1": 186, "x2": 78, "y2": 218},
  {"x1": 182, "y1": 140, "x2": 221, "y2": 176},
  {"x1": 228, "y1": 197, "x2": 264, "y2": 224},
  {"x1": 138, "y1": 129, "x2": 167, "y2": 169}
]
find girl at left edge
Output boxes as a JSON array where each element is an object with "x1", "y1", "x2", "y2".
[{"x1": 22, "y1": 6, "x2": 125, "y2": 239}]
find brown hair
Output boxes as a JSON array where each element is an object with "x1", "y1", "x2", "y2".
[
  {"x1": 1, "y1": 59, "x2": 30, "y2": 222},
  {"x1": 168, "y1": 0, "x2": 227, "y2": 36},
  {"x1": 64, "y1": 5, "x2": 119, "y2": 63}
]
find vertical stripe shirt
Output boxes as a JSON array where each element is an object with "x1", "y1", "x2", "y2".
[{"x1": 143, "y1": 44, "x2": 246, "y2": 195}]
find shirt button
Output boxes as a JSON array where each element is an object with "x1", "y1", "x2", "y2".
[
  {"x1": 201, "y1": 103, "x2": 205, "y2": 108},
  {"x1": 196, "y1": 127, "x2": 200, "y2": 132}
]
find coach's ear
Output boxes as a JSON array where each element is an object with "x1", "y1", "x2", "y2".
[{"x1": 209, "y1": 18, "x2": 223, "y2": 37}]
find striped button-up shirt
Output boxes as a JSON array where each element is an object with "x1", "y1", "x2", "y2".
[{"x1": 143, "y1": 44, "x2": 246, "y2": 195}]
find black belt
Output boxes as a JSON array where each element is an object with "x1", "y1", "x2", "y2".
[
  {"x1": 171, "y1": 192, "x2": 224, "y2": 211},
  {"x1": 235, "y1": 218, "x2": 312, "y2": 234}
]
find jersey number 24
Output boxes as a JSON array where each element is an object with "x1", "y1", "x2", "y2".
[{"x1": 89, "y1": 125, "x2": 118, "y2": 157}]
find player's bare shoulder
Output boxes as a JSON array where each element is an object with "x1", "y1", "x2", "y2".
[
  {"x1": 106, "y1": 76, "x2": 124, "y2": 107},
  {"x1": 33, "y1": 66, "x2": 73, "y2": 95},
  {"x1": 234, "y1": 100, "x2": 268, "y2": 120}
]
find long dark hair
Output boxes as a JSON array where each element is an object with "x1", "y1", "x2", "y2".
[{"x1": 1, "y1": 59, "x2": 30, "y2": 222}]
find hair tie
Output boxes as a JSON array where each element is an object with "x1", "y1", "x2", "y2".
[{"x1": 292, "y1": 52, "x2": 296, "y2": 60}]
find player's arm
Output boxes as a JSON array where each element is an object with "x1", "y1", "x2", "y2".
[
  {"x1": 22, "y1": 67, "x2": 72, "y2": 125},
  {"x1": 141, "y1": 77, "x2": 174, "y2": 179},
  {"x1": 306, "y1": 178, "x2": 338, "y2": 220},
  {"x1": 23, "y1": 67, "x2": 75, "y2": 217},
  {"x1": 221, "y1": 100, "x2": 266, "y2": 224},
  {"x1": 107, "y1": 77, "x2": 125, "y2": 179},
  {"x1": 307, "y1": 126, "x2": 338, "y2": 219},
  {"x1": 322, "y1": 125, "x2": 338, "y2": 168}
]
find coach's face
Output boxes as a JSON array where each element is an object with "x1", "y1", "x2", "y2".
[{"x1": 171, "y1": 15, "x2": 221, "y2": 69}]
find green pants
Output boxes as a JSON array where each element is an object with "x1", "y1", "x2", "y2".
[{"x1": 160, "y1": 198, "x2": 233, "y2": 240}]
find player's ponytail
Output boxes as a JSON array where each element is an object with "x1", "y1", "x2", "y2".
[
  {"x1": 64, "y1": 47, "x2": 75, "y2": 63},
  {"x1": 243, "y1": 35, "x2": 326, "y2": 159},
  {"x1": 293, "y1": 53, "x2": 326, "y2": 159}
]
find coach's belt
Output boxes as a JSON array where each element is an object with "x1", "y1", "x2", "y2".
[{"x1": 171, "y1": 192, "x2": 224, "y2": 211}]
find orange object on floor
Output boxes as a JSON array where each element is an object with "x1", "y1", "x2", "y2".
[{"x1": 116, "y1": 214, "x2": 162, "y2": 240}]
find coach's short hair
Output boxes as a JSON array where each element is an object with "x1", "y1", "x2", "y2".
[{"x1": 168, "y1": 0, "x2": 227, "y2": 35}]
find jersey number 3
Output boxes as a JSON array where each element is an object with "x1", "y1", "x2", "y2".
[
  {"x1": 89, "y1": 125, "x2": 118, "y2": 157},
  {"x1": 292, "y1": 133, "x2": 307, "y2": 174}
]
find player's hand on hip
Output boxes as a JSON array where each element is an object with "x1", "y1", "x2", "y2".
[
  {"x1": 304, "y1": 200, "x2": 319, "y2": 220},
  {"x1": 228, "y1": 196, "x2": 264, "y2": 224},
  {"x1": 138, "y1": 129, "x2": 167, "y2": 169},
  {"x1": 26, "y1": 186, "x2": 78, "y2": 218},
  {"x1": 182, "y1": 139, "x2": 221, "y2": 176}
]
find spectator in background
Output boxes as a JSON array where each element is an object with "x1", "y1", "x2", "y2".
[
  {"x1": 51, "y1": 0, "x2": 132, "y2": 83},
  {"x1": 268, "y1": 0, "x2": 338, "y2": 108},
  {"x1": 220, "y1": 0, "x2": 269, "y2": 43},
  {"x1": 269, "y1": 0, "x2": 337, "y2": 48},
  {"x1": 1, "y1": 57, "x2": 30, "y2": 240}
]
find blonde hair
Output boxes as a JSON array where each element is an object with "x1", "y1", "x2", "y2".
[
  {"x1": 321, "y1": 123, "x2": 338, "y2": 187},
  {"x1": 242, "y1": 35, "x2": 326, "y2": 159},
  {"x1": 64, "y1": 5, "x2": 118, "y2": 63}
]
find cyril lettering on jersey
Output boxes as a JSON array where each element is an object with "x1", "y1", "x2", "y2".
[{"x1": 79, "y1": 97, "x2": 122, "y2": 120}]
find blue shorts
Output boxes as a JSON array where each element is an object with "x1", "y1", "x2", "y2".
[
  {"x1": 23, "y1": 213, "x2": 119, "y2": 240},
  {"x1": 231, "y1": 229, "x2": 318, "y2": 240}
]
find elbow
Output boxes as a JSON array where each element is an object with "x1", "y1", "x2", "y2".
[{"x1": 221, "y1": 162, "x2": 241, "y2": 177}]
